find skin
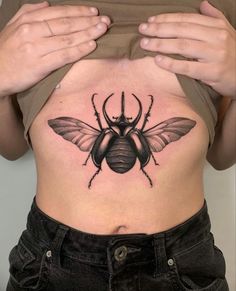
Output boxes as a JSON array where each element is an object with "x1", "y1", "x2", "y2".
[
  {"x1": 0, "y1": 2, "x2": 110, "y2": 159},
  {"x1": 0, "y1": 1, "x2": 235, "y2": 169},
  {"x1": 139, "y1": 0, "x2": 236, "y2": 99},
  {"x1": 139, "y1": 0, "x2": 236, "y2": 169},
  {"x1": 0, "y1": 2, "x2": 110, "y2": 97}
]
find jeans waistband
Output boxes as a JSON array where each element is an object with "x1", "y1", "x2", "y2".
[{"x1": 26, "y1": 197, "x2": 211, "y2": 268}]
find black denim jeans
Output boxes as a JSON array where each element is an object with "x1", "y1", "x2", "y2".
[{"x1": 6, "y1": 197, "x2": 229, "y2": 291}]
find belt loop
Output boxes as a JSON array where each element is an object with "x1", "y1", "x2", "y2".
[
  {"x1": 153, "y1": 234, "x2": 168, "y2": 277},
  {"x1": 50, "y1": 225, "x2": 69, "y2": 267},
  {"x1": 107, "y1": 242, "x2": 115, "y2": 291}
]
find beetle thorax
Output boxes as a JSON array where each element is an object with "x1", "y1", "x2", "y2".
[{"x1": 112, "y1": 115, "x2": 133, "y2": 136}]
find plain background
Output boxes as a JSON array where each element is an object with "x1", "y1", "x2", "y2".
[{"x1": 0, "y1": 1, "x2": 235, "y2": 290}]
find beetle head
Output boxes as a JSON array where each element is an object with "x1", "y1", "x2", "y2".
[{"x1": 103, "y1": 92, "x2": 142, "y2": 133}]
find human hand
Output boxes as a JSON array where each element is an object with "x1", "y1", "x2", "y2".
[
  {"x1": 0, "y1": 2, "x2": 110, "y2": 98},
  {"x1": 138, "y1": 0, "x2": 236, "y2": 99}
]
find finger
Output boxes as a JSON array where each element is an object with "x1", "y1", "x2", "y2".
[
  {"x1": 42, "y1": 15, "x2": 110, "y2": 37},
  {"x1": 39, "y1": 22, "x2": 108, "y2": 55},
  {"x1": 139, "y1": 22, "x2": 220, "y2": 43},
  {"x1": 147, "y1": 12, "x2": 228, "y2": 29},
  {"x1": 140, "y1": 38, "x2": 215, "y2": 61},
  {"x1": 7, "y1": 2, "x2": 49, "y2": 25},
  {"x1": 200, "y1": 0, "x2": 229, "y2": 21},
  {"x1": 154, "y1": 55, "x2": 215, "y2": 81},
  {"x1": 41, "y1": 40, "x2": 97, "y2": 72},
  {"x1": 15, "y1": 5, "x2": 99, "y2": 25}
]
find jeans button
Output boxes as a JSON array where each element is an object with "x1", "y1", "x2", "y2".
[
  {"x1": 46, "y1": 250, "x2": 52, "y2": 258},
  {"x1": 114, "y1": 245, "x2": 128, "y2": 262},
  {"x1": 167, "y1": 258, "x2": 174, "y2": 266}
]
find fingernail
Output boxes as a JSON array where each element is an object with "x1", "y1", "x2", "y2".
[
  {"x1": 42, "y1": 1, "x2": 50, "y2": 6},
  {"x1": 96, "y1": 23, "x2": 105, "y2": 30},
  {"x1": 90, "y1": 7, "x2": 98, "y2": 14},
  {"x1": 140, "y1": 23, "x2": 148, "y2": 30},
  {"x1": 148, "y1": 16, "x2": 155, "y2": 22},
  {"x1": 100, "y1": 16, "x2": 110, "y2": 25},
  {"x1": 89, "y1": 40, "x2": 96, "y2": 46},
  {"x1": 141, "y1": 38, "x2": 150, "y2": 46},
  {"x1": 156, "y1": 55, "x2": 163, "y2": 62}
]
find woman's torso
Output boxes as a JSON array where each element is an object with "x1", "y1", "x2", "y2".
[{"x1": 29, "y1": 56, "x2": 209, "y2": 235}]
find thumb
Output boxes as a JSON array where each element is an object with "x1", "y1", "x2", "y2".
[{"x1": 200, "y1": 1, "x2": 226, "y2": 19}]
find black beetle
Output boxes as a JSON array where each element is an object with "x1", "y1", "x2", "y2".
[{"x1": 48, "y1": 92, "x2": 196, "y2": 188}]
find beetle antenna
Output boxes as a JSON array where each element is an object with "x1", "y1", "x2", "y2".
[
  {"x1": 141, "y1": 168, "x2": 153, "y2": 187},
  {"x1": 88, "y1": 168, "x2": 101, "y2": 189}
]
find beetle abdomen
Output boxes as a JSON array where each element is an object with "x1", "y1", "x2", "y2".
[{"x1": 106, "y1": 138, "x2": 136, "y2": 173}]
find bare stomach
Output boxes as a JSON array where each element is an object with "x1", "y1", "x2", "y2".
[{"x1": 29, "y1": 56, "x2": 209, "y2": 235}]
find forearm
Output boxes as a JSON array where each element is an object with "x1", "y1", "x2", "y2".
[
  {"x1": 0, "y1": 95, "x2": 28, "y2": 160},
  {"x1": 207, "y1": 100, "x2": 236, "y2": 170}
]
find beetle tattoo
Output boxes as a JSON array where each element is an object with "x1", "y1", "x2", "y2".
[{"x1": 48, "y1": 92, "x2": 196, "y2": 188}]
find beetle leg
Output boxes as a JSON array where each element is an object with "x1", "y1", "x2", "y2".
[
  {"x1": 83, "y1": 153, "x2": 91, "y2": 166},
  {"x1": 88, "y1": 168, "x2": 101, "y2": 189},
  {"x1": 91, "y1": 93, "x2": 103, "y2": 130},
  {"x1": 151, "y1": 153, "x2": 159, "y2": 166},
  {"x1": 141, "y1": 168, "x2": 153, "y2": 187},
  {"x1": 141, "y1": 95, "x2": 154, "y2": 131}
]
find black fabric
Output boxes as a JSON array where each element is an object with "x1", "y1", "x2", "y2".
[{"x1": 6, "y1": 197, "x2": 229, "y2": 291}]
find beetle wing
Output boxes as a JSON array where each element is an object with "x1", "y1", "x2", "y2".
[
  {"x1": 48, "y1": 117, "x2": 101, "y2": 152},
  {"x1": 143, "y1": 117, "x2": 196, "y2": 152}
]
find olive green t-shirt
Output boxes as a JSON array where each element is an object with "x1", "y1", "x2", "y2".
[{"x1": 0, "y1": 0, "x2": 235, "y2": 147}]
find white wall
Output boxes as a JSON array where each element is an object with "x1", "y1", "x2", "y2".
[
  {"x1": 204, "y1": 163, "x2": 235, "y2": 290},
  {"x1": 0, "y1": 152, "x2": 235, "y2": 291},
  {"x1": 0, "y1": 152, "x2": 36, "y2": 291}
]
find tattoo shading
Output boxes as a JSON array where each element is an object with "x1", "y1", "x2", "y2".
[{"x1": 48, "y1": 92, "x2": 196, "y2": 188}]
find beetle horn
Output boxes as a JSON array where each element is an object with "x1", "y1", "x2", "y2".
[
  {"x1": 103, "y1": 93, "x2": 114, "y2": 125},
  {"x1": 121, "y1": 91, "x2": 125, "y2": 115},
  {"x1": 131, "y1": 94, "x2": 142, "y2": 125}
]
